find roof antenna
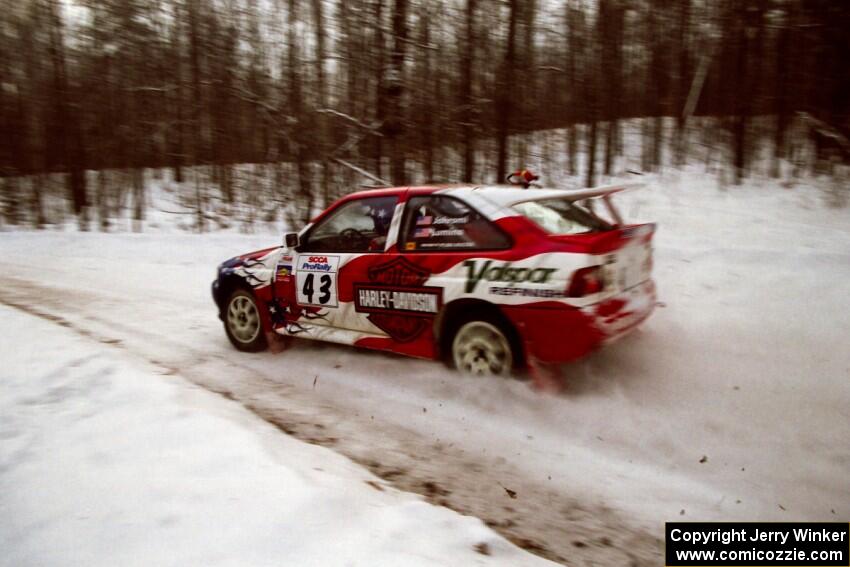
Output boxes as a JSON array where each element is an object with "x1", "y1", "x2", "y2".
[{"x1": 506, "y1": 169, "x2": 540, "y2": 189}]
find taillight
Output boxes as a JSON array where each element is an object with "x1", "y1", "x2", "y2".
[{"x1": 567, "y1": 266, "x2": 605, "y2": 297}]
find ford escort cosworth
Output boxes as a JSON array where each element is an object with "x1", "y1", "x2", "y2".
[{"x1": 212, "y1": 183, "x2": 656, "y2": 377}]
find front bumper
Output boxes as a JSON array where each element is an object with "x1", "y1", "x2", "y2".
[{"x1": 211, "y1": 280, "x2": 224, "y2": 320}]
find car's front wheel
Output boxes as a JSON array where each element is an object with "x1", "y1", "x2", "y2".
[
  {"x1": 451, "y1": 320, "x2": 514, "y2": 377},
  {"x1": 224, "y1": 289, "x2": 267, "y2": 352}
]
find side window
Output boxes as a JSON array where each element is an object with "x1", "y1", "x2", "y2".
[
  {"x1": 401, "y1": 195, "x2": 511, "y2": 251},
  {"x1": 301, "y1": 196, "x2": 398, "y2": 253}
]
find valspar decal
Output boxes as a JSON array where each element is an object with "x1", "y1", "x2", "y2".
[
  {"x1": 354, "y1": 257, "x2": 441, "y2": 342},
  {"x1": 463, "y1": 260, "x2": 557, "y2": 293}
]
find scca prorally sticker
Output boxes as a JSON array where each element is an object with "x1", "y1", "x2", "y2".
[
  {"x1": 299, "y1": 255, "x2": 339, "y2": 273},
  {"x1": 296, "y1": 255, "x2": 339, "y2": 307}
]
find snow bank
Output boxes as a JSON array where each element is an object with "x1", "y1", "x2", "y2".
[{"x1": 0, "y1": 306, "x2": 555, "y2": 567}]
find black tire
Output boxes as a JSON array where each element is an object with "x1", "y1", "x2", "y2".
[
  {"x1": 223, "y1": 288, "x2": 268, "y2": 352},
  {"x1": 445, "y1": 310, "x2": 523, "y2": 376}
]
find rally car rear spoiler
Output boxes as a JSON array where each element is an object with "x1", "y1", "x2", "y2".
[
  {"x1": 567, "y1": 181, "x2": 645, "y2": 200},
  {"x1": 508, "y1": 182, "x2": 645, "y2": 206},
  {"x1": 508, "y1": 182, "x2": 645, "y2": 227}
]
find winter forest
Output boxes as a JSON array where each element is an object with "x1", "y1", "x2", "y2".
[{"x1": 1, "y1": 0, "x2": 848, "y2": 231}]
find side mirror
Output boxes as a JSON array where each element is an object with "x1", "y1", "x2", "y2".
[{"x1": 284, "y1": 232, "x2": 299, "y2": 248}]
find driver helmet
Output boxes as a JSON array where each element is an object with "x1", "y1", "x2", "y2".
[{"x1": 369, "y1": 203, "x2": 393, "y2": 236}]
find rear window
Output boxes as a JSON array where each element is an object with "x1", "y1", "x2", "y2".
[{"x1": 513, "y1": 199, "x2": 613, "y2": 234}]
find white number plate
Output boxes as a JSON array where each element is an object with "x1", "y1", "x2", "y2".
[{"x1": 295, "y1": 255, "x2": 339, "y2": 307}]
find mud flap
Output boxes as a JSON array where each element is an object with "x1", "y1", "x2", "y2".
[
  {"x1": 265, "y1": 331, "x2": 293, "y2": 354},
  {"x1": 527, "y1": 356, "x2": 565, "y2": 393}
]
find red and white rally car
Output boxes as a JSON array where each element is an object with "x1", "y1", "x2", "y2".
[{"x1": 212, "y1": 182, "x2": 656, "y2": 376}]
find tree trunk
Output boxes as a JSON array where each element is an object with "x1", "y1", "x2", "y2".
[
  {"x1": 772, "y1": 6, "x2": 791, "y2": 178},
  {"x1": 732, "y1": 2, "x2": 751, "y2": 184},
  {"x1": 371, "y1": 0, "x2": 385, "y2": 179},
  {"x1": 460, "y1": 0, "x2": 477, "y2": 182},
  {"x1": 674, "y1": 0, "x2": 691, "y2": 166},
  {"x1": 1, "y1": 177, "x2": 20, "y2": 226},
  {"x1": 565, "y1": 3, "x2": 582, "y2": 177},
  {"x1": 132, "y1": 167, "x2": 144, "y2": 232},
  {"x1": 585, "y1": 2, "x2": 600, "y2": 187},
  {"x1": 650, "y1": 1, "x2": 665, "y2": 170},
  {"x1": 515, "y1": 0, "x2": 536, "y2": 166},
  {"x1": 311, "y1": 0, "x2": 330, "y2": 204},
  {"x1": 496, "y1": 0, "x2": 519, "y2": 183},
  {"x1": 384, "y1": 0, "x2": 409, "y2": 186},
  {"x1": 97, "y1": 169, "x2": 109, "y2": 231},
  {"x1": 173, "y1": 29, "x2": 185, "y2": 185},
  {"x1": 287, "y1": 0, "x2": 313, "y2": 223},
  {"x1": 418, "y1": 8, "x2": 435, "y2": 181},
  {"x1": 31, "y1": 175, "x2": 46, "y2": 229},
  {"x1": 47, "y1": 0, "x2": 87, "y2": 215},
  {"x1": 586, "y1": 120, "x2": 598, "y2": 188},
  {"x1": 188, "y1": 0, "x2": 205, "y2": 230},
  {"x1": 600, "y1": 0, "x2": 622, "y2": 176}
]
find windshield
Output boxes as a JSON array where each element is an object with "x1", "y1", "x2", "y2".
[{"x1": 513, "y1": 199, "x2": 614, "y2": 234}]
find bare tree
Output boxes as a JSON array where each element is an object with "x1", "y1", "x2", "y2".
[
  {"x1": 564, "y1": 1, "x2": 584, "y2": 177},
  {"x1": 673, "y1": 0, "x2": 691, "y2": 166},
  {"x1": 47, "y1": 0, "x2": 87, "y2": 217},
  {"x1": 459, "y1": 0, "x2": 478, "y2": 182},
  {"x1": 311, "y1": 0, "x2": 331, "y2": 204},
  {"x1": 384, "y1": 0, "x2": 409, "y2": 186},
  {"x1": 496, "y1": 0, "x2": 519, "y2": 182},
  {"x1": 600, "y1": 0, "x2": 623, "y2": 176},
  {"x1": 286, "y1": 0, "x2": 313, "y2": 223}
]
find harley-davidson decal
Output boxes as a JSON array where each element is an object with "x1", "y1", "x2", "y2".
[
  {"x1": 355, "y1": 285, "x2": 441, "y2": 315},
  {"x1": 356, "y1": 258, "x2": 441, "y2": 342}
]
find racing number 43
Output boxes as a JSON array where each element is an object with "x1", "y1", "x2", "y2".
[
  {"x1": 302, "y1": 273, "x2": 332, "y2": 305},
  {"x1": 296, "y1": 270, "x2": 338, "y2": 307},
  {"x1": 295, "y1": 254, "x2": 340, "y2": 307}
]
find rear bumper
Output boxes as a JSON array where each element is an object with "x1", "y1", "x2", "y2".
[
  {"x1": 502, "y1": 279, "x2": 656, "y2": 365},
  {"x1": 592, "y1": 279, "x2": 656, "y2": 346}
]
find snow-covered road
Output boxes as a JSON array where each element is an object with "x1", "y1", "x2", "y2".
[
  {"x1": 1, "y1": 174, "x2": 848, "y2": 564},
  {"x1": 0, "y1": 305, "x2": 557, "y2": 567}
]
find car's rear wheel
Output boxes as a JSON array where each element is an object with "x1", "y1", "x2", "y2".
[
  {"x1": 224, "y1": 289, "x2": 267, "y2": 352},
  {"x1": 451, "y1": 320, "x2": 514, "y2": 376}
]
